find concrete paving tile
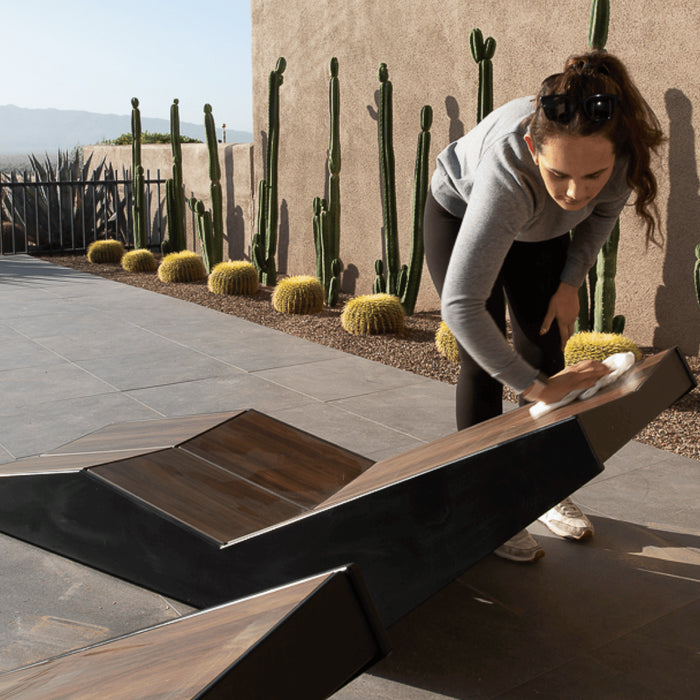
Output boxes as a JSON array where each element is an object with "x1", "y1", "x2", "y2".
[
  {"x1": 75, "y1": 348, "x2": 246, "y2": 391},
  {"x1": 330, "y1": 382, "x2": 457, "y2": 442},
  {"x1": 199, "y1": 330, "x2": 347, "y2": 371},
  {"x1": 0, "y1": 363, "x2": 118, "y2": 415},
  {"x1": 594, "y1": 438, "x2": 675, "y2": 481},
  {"x1": 267, "y1": 401, "x2": 425, "y2": 459},
  {"x1": 576, "y1": 456, "x2": 700, "y2": 531},
  {"x1": 254, "y1": 354, "x2": 435, "y2": 402},
  {"x1": 4, "y1": 307, "x2": 128, "y2": 340},
  {"x1": 125, "y1": 372, "x2": 310, "y2": 418},
  {"x1": 0, "y1": 533, "x2": 194, "y2": 673},
  {"x1": 0, "y1": 335, "x2": 65, "y2": 370},
  {"x1": 0, "y1": 392, "x2": 162, "y2": 459},
  {"x1": 23, "y1": 323, "x2": 180, "y2": 362}
]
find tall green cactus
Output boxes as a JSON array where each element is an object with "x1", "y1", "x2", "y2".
[
  {"x1": 188, "y1": 196, "x2": 215, "y2": 273},
  {"x1": 204, "y1": 103, "x2": 223, "y2": 271},
  {"x1": 574, "y1": 0, "x2": 624, "y2": 334},
  {"x1": 163, "y1": 98, "x2": 186, "y2": 255},
  {"x1": 253, "y1": 57, "x2": 286, "y2": 286},
  {"x1": 131, "y1": 97, "x2": 146, "y2": 249},
  {"x1": 374, "y1": 63, "x2": 431, "y2": 314},
  {"x1": 376, "y1": 63, "x2": 400, "y2": 297},
  {"x1": 588, "y1": 0, "x2": 610, "y2": 49},
  {"x1": 469, "y1": 29, "x2": 496, "y2": 123},
  {"x1": 401, "y1": 105, "x2": 433, "y2": 315},
  {"x1": 313, "y1": 57, "x2": 341, "y2": 307},
  {"x1": 694, "y1": 245, "x2": 700, "y2": 310}
]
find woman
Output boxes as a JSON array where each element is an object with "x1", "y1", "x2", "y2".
[{"x1": 424, "y1": 51, "x2": 663, "y2": 561}]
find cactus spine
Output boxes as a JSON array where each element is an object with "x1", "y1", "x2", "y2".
[
  {"x1": 203, "y1": 103, "x2": 224, "y2": 272},
  {"x1": 401, "y1": 105, "x2": 433, "y2": 315},
  {"x1": 314, "y1": 57, "x2": 342, "y2": 307},
  {"x1": 469, "y1": 29, "x2": 496, "y2": 123},
  {"x1": 131, "y1": 97, "x2": 146, "y2": 249},
  {"x1": 574, "y1": 0, "x2": 624, "y2": 334},
  {"x1": 253, "y1": 57, "x2": 286, "y2": 286},
  {"x1": 163, "y1": 99, "x2": 186, "y2": 255},
  {"x1": 374, "y1": 63, "x2": 431, "y2": 314}
]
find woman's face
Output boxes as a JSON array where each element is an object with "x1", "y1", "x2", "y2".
[{"x1": 525, "y1": 133, "x2": 616, "y2": 211}]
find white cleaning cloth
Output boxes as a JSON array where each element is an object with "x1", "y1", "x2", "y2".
[{"x1": 528, "y1": 352, "x2": 637, "y2": 419}]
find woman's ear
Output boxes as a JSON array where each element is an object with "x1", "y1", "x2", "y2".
[{"x1": 524, "y1": 134, "x2": 538, "y2": 163}]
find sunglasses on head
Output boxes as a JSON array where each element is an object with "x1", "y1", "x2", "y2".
[{"x1": 540, "y1": 94, "x2": 619, "y2": 124}]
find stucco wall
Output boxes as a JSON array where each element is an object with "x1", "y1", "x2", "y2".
[
  {"x1": 84, "y1": 143, "x2": 255, "y2": 261},
  {"x1": 251, "y1": 0, "x2": 700, "y2": 354}
]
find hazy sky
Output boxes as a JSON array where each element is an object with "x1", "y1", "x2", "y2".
[{"x1": 2, "y1": 0, "x2": 253, "y2": 131}]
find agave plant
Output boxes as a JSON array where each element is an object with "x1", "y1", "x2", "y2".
[{"x1": 0, "y1": 148, "x2": 125, "y2": 252}]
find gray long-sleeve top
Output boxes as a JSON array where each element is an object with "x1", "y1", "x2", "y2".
[{"x1": 430, "y1": 96, "x2": 631, "y2": 393}]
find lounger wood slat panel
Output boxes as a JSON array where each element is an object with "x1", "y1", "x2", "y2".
[
  {"x1": 48, "y1": 411, "x2": 242, "y2": 454},
  {"x1": 181, "y1": 409, "x2": 372, "y2": 508},
  {"x1": 0, "y1": 567, "x2": 390, "y2": 700},
  {"x1": 90, "y1": 448, "x2": 305, "y2": 543}
]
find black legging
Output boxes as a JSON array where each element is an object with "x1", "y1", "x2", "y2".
[{"x1": 424, "y1": 188, "x2": 567, "y2": 430}]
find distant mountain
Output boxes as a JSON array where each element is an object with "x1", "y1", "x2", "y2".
[{"x1": 0, "y1": 105, "x2": 253, "y2": 155}]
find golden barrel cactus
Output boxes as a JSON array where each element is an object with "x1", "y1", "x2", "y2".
[
  {"x1": 341, "y1": 293, "x2": 405, "y2": 335},
  {"x1": 157, "y1": 251, "x2": 207, "y2": 283},
  {"x1": 87, "y1": 239, "x2": 124, "y2": 264},
  {"x1": 272, "y1": 275, "x2": 324, "y2": 314},
  {"x1": 435, "y1": 321, "x2": 459, "y2": 362},
  {"x1": 121, "y1": 249, "x2": 157, "y2": 273},
  {"x1": 564, "y1": 331, "x2": 643, "y2": 366},
  {"x1": 208, "y1": 261, "x2": 259, "y2": 296}
]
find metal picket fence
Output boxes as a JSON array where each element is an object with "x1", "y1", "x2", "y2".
[{"x1": 0, "y1": 168, "x2": 167, "y2": 255}]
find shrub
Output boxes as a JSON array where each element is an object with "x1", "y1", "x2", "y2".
[
  {"x1": 87, "y1": 239, "x2": 124, "y2": 263},
  {"x1": 157, "y1": 250, "x2": 207, "y2": 283},
  {"x1": 341, "y1": 293, "x2": 405, "y2": 335},
  {"x1": 208, "y1": 261, "x2": 259, "y2": 295},
  {"x1": 272, "y1": 275, "x2": 324, "y2": 314},
  {"x1": 435, "y1": 321, "x2": 459, "y2": 362},
  {"x1": 564, "y1": 331, "x2": 643, "y2": 366},
  {"x1": 121, "y1": 249, "x2": 157, "y2": 273}
]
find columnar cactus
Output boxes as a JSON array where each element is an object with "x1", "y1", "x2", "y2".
[
  {"x1": 588, "y1": 0, "x2": 610, "y2": 49},
  {"x1": 253, "y1": 57, "x2": 286, "y2": 286},
  {"x1": 594, "y1": 220, "x2": 625, "y2": 333},
  {"x1": 188, "y1": 196, "x2": 216, "y2": 273},
  {"x1": 401, "y1": 105, "x2": 433, "y2": 315},
  {"x1": 313, "y1": 57, "x2": 342, "y2": 307},
  {"x1": 204, "y1": 103, "x2": 223, "y2": 270},
  {"x1": 131, "y1": 97, "x2": 146, "y2": 249},
  {"x1": 163, "y1": 98, "x2": 186, "y2": 255},
  {"x1": 376, "y1": 63, "x2": 400, "y2": 297},
  {"x1": 574, "y1": 0, "x2": 622, "y2": 334},
  {"x1": 693, "y1": 245, "x2": 700, "y2": 310},
  {"x1": 469, "y1": 29, "x2": 496, "y2": 123},
  {"x1": 374, "y1": 63, "x2": 432, "y2": 314}
]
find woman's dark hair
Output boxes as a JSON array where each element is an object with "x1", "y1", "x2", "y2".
[{"x1": 527, "y1": 51, "x2": 664, "y2": 245}]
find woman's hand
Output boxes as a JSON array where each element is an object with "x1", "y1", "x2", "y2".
[
  {"x1": 541, "y1": 281, "x2": 580, "y2": 349},
  {"x1": 523, "y1": 360, "x2": 611, "y2": 404}
]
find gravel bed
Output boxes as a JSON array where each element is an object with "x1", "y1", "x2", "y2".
[{"x1": 38, "y1": 253, "x2": 700, "y2": 462}]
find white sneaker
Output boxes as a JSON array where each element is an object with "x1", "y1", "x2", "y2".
[
  {"x1": 538, "y1": 497, "x2": 594, "y2": 540},
  {"x1": 494, "y1": 529, "x2": 545, "y2": 563}
]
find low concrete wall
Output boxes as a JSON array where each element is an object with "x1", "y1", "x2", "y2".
[{"x1": 83, "y1": 143, "x2": 255, "y2": 261}]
